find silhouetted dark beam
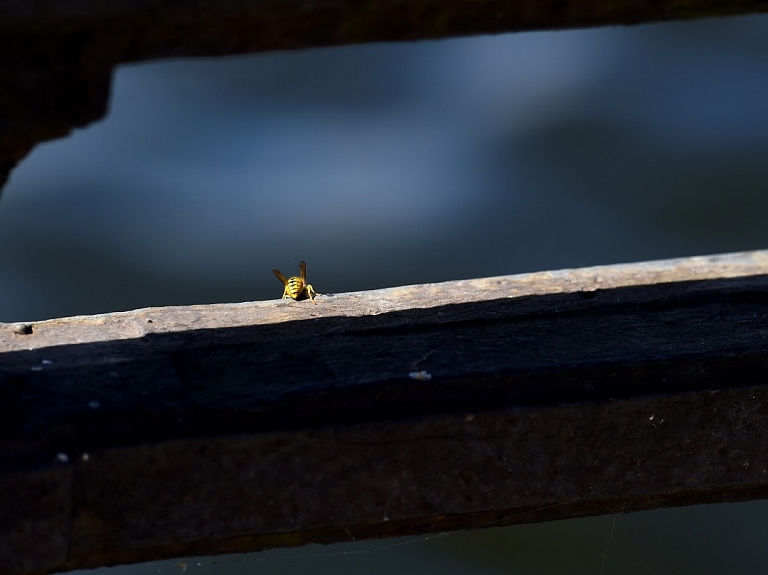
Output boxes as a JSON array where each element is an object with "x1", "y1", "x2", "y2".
[
  {"x1": 4, "y1": 250, "x2": 768, "y2": 574},
  {"x1": 2, "y1": 0, "x2": 767, "y2": 59}
]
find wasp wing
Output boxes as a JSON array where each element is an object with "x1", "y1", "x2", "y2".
[{"x1": 272, "y1": 268, "x2": 289, "y2": 286}]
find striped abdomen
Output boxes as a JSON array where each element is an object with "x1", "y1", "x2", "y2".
[{"x1": 285, "y1": 276, "x2": 306, "y2": 300}]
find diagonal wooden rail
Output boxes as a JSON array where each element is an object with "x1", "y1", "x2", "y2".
[{"x1": 4, "y1": 250, "x2": 768, "y2": 574}]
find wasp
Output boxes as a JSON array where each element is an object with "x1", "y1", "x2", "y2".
[{"x1": 272, "y1": 260, "x2": 318, "y2": 304}]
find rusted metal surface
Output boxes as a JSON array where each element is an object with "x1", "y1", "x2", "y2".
[
  {"x1": 4, "y1": 250, "x2": 768, "y2": 574},
  {"x1": 1, "y1": 0, "x2": 768, "y2": 193}
]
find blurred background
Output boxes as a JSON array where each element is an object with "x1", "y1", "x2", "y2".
[
  {"x1": 3, "y1": 11, "x2": 768, "y2": 575},
  {"x1": 5, "y1": 14, "x2": 768, "y2": 322},
  {"x1": 84, "y1": 499, "x2": 768, "y2": 574}
]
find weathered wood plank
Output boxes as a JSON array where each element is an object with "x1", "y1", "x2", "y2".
[{"x1": 3, "y1": 250, "x2": 768, "y2": 574}]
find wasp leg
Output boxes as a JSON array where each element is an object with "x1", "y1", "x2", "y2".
[{"x1": 305, "y1": 284, "x2": 318, "y2": 304}]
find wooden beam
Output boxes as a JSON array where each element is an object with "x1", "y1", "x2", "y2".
[
  {"x1": 2, "y1": 0, "x2": 765, "y2": 61},
  {"x1": 4, "y1": 250, "x2": 768, "y2": 574}
]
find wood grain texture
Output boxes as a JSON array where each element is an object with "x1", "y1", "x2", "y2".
[{"x1": 4, "y1": 250, "x2": 768, "y2": 574}]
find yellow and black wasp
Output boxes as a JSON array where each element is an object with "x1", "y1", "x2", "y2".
[{"x1": 272, "y1": 260, "x2": 318, "y2": 304}]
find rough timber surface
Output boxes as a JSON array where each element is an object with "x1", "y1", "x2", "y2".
[{"x1": 5, "y1": 250, "x2": 768, "y2": 574}]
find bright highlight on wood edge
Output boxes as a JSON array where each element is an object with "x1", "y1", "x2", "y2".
[{"x1": 2, "y1": 249, "x2": 768, "y2": 352}]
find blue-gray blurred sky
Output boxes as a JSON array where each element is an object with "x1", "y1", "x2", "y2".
[
  {"x1": 4, "y1": 15, "x2": 768, "y2": 321},
  {"x1": 4, "y1": 12, "x2": 768, "y2": 575}
]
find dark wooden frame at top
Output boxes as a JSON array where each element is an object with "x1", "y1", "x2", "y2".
[
  {"x1": 4, "y1": 250, "x2": 768, "y2": 574},
  {"x1": 1, "y1": 0, "x2": 768, "y2": 192}
]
